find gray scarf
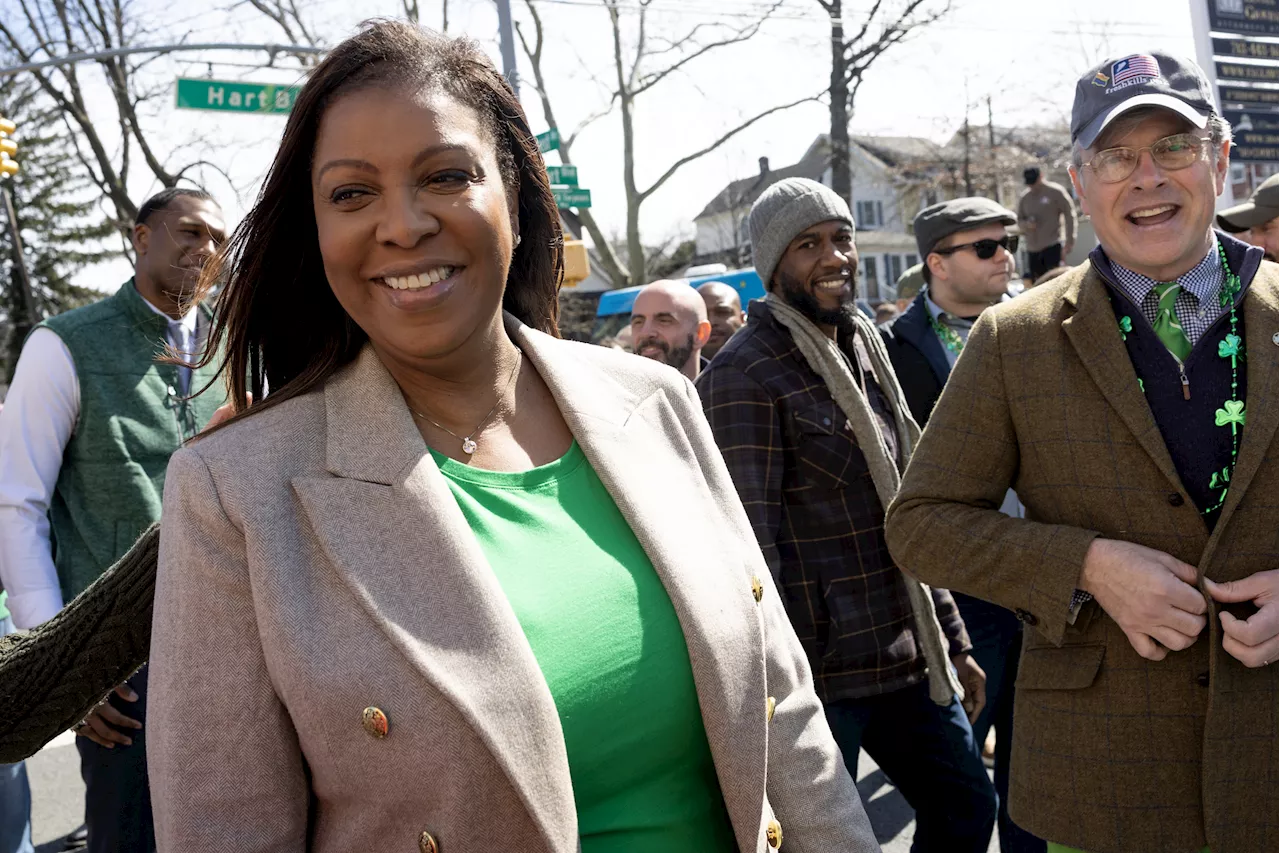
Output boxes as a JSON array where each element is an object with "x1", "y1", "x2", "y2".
[{"x1": 765, "y1": 293, "x2": 962, "y2": 706}]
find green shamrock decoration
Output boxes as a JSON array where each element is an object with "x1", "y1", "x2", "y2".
[
  {"x1": 1209, "y1": 467, "x2": 1231, "y2": 489},
  {"x1": 1118, "y1": 316, "x2": 1132, "y2": 341},
  {"x1": 1218, "y1": 334, "x2": 1242, "y2": 368},
  {"x1": 1214, "y1": 399, "x2": 1246, "y2": 435}
]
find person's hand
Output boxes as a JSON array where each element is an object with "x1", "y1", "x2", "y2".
[
  {"x1": 1205, "y1": 571, "x2": 1279, "y2": 668},
  {"x1": 202, "y1": 393, "x2": 252, "y2": 433},
  {"x1": 952, "y1": 652, "x2": 986, "y2": 725},
  {"x1": 74, "y1": 683, "x2": 142, "y2": 748},
  {"x1": 1080, "y1": 538, "x2": 1207, "y2": 661}
]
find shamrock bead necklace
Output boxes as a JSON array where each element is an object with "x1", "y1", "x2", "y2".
[
  {"x1": 1115, "y1": 241, "x2": 1245, "y2": 516},
  {"x1": 929, "y1": 313, "x2": 967, "y2": 354}
]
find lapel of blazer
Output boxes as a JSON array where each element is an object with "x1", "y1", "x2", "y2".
[
  {"x1": 1212, "y1": 271, "x2": 1279, "y2": 528},
  {"x1": 510, "y1": 318, "x2": 768, "y2": 847},
  {"x1": 1061, "y1": 267, "x2": 1185, "y2": 493},
  {"x1": 291, "y1": 344, "x2": 577, "y2": 852}
]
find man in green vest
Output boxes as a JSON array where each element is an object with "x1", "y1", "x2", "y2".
[{"x1": 0, "y1": 187, "x2": 227, "y2": 853}]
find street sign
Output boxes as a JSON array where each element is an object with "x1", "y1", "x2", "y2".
[
  {"x1": 546, "y1": 164, "x2": 578, "y2": 186},
  {"x1": 551, "y1": 186, "x2": 591, "y2": 209},
  {"x1": 176, "y1": 77, "x2": 301, "y2": 113},
  {"x1": 536, "y1": 128, "x2": 560, "y2": 153},
  {"x1": 1207, "y1": 0, "x2": 1279, "y2": 37},
  {"x1": 1212, "y1": 36, "x2": 1280, "y2": 59},
  {"x1": 1216, "y1": 60, "x2": 1280, "y2": 83}
]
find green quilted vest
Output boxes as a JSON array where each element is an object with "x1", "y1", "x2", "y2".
[{"x1": 39, "y1": 279, "x2": 226, "y2": 602}]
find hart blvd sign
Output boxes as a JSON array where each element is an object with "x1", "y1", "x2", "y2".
[
  {"x1": 176, "y1": 78, "x2": 301, "y2": 114},
  {"x1": 552, "y1": 186, "x2": 591, "y2": 209}
]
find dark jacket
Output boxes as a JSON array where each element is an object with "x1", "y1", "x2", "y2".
[
  {"x1": 696, "y1": 301, "x2": 969, "y2": 703},
  {"x1": 879, "y1": 292, "x2": 950, "y2": 427}
]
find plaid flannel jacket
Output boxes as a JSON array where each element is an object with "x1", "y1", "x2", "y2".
[{"x1": 696, "y1": 302, "x2": 970, "y2": 703}]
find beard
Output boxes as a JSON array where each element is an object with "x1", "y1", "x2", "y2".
[
  {"x1": 775, "y1": 268, "x2": 855, "y2": 329},
  {"x1": 638, "y1": 333, "x2": 696, "y2": 370}
]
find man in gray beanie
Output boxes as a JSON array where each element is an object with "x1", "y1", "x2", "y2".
[{"x1": 696, "y1": 177, "x2": 996, "y2": 850}]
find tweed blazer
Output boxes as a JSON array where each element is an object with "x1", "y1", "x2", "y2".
[
  {"x1": 885, "y1": 260, "x2": 1279, "y2": 853},
  {"x1": 147, "y1": 317, "x2": 878, "y2": 853}
]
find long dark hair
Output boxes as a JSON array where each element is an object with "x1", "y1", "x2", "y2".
[{"x1": 193, "y1": 20, "x2": 563, "y2": 425}]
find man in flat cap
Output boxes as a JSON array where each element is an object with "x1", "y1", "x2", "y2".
[
  {"x1": 881, "y1": 198, "x2": 1045, "y2": 853},
  {"x1": 887, "y1": 50, "x2": 1277, "y2": 853},
  {"x1": 1217, "y1": 173, "x2": 1277, "y2": 262},
  {"x1": 697, "y1": 177, "x2": 997, "y2": 850}
]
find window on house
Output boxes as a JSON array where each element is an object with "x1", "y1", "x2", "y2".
[
  {"x1": 855, "y1": 200, "x2": 882, "y2": 229},
  {"x1": 905, "y1": 253, "x2": 918, "y2": 268},
  {"x1": 888, "y1": 254, "x2": 903, "y2": 283},
  {"x1": 864, "y1": 254, "x2": 880, "y2": 299}
]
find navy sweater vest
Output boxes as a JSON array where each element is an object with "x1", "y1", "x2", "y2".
[{"x1": 1096, "y1": 235, "x2": 1263, "y2": 531}]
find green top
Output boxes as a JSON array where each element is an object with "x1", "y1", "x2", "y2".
[
  {"x1": 432, "y1": 442, "x2": 736, "y2": 853},
  {"x1": 0, "y1": 591, "x2": 9, "y2": 622}
]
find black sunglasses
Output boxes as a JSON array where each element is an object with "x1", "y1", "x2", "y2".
[{"x1": 933, "y1": 234, "x2": 1019, "y2": 260}]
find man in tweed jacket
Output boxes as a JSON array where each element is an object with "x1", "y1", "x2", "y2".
[
  {"x1": 698, "y1": 177, "x2": 997, "y2": 851},
  {"x1": 886, "y1": 52, "x2": 1278, "y2": 853}
]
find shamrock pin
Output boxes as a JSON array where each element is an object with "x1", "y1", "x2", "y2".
[
  {"x1": 1118, "y1": 316, "x2": 1133, "y2": 341},
  {"x1": 1214, "y1": 399, "x2": 1246, "y2": 435},
  {"x1": 1209, "y1": 467, "x2": 1231, "y2": 489},
  {"x1": 1218, "y1": 333, "x2": 1242, "y2": 368}
]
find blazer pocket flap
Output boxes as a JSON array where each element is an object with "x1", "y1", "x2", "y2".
[{"x1": 1016, "y1": 644, "x2": 1105, "y2": 691}]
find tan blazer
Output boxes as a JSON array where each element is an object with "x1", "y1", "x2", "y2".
[
  {"x1": 148, "y1": 318, "x2": 879, "y2": 853},
  {"x1": 886, "y1": 262, "x2": 1279, "y2": 853}
]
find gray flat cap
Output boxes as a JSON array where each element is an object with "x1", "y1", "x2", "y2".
[
  {"x1": 914, "y1": 197, "x2": 1017, "y2": 259},
  {"x1": 749, "y1": 177, "x2": 853, "y2": 289},
  {"x1": 1217, "y1": 173, "x2": 1279, "y2": 232}
]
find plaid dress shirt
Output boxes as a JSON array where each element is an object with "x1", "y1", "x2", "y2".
[
  {"x1": 1108, "y1": 235, "x2": 1226, "y2": 345},
  {"x1": 696, "y1": 302, "x2": 970, "y2": 702}
]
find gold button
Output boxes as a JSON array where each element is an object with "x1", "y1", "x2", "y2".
[
  {"x1": 362, "y1": 706, "x2": 389, "y2": 739},
  {"x1": 766, "y1": 696, "x2": 776, "y2": 722},
  {"x1": 418, "y1": 830, "x2": 438, "y2": 853},
  {"x1": 751, "y1": 577, "x2": 764, "y2": 603},
  {"x1": 766, "y1": 818, "x2": 783, "y2": 849}
]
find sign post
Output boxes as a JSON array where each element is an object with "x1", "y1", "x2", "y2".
[{"x1": 175, "y1": 77, "x2": 301, "y2": 114}]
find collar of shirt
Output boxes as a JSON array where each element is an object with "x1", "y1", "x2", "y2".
[
  {"x1": 922, "y1": 286, "x2": 976, "y2": 332},
  {"x1": 1108, "y1": 236, "x2": 1223, "y2": 312},
  {"x1": 138, "y1": 292, "x2": 198, "y2": 345}
]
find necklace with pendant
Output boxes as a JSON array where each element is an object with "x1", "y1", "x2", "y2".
[{"x1": 409, "y1": 347, "x2": 523, "y2": 456}]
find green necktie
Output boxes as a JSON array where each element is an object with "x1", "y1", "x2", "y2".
[{"x1": 1152, "y1": 281, "x2": 1192, "y2": 362}]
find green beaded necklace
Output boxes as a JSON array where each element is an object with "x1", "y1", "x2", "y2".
[
  {"x1": 929, "y1": 312, "x2": 967, "y2": 355},
  {"x1": 1115, "y1": 242, "x2": 1245, "y2": 516}
]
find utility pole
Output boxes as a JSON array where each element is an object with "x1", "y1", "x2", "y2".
[
  {"x1": 987, "y1": 96, "x2": 998, "y2": 203},
  {"x1": 1, "y1": 186, "x2": 38, "y2": 332},
  {"x1": 495, "y1": 0, "x2": 519, "y2": 96}
]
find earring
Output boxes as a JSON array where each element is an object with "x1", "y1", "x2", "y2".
[{"x1": 515, "y1": 234, "x2": 522, "y2": 248}]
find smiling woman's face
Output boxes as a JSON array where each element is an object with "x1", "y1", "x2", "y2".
[{"x1": 311, "y1": 85, "x2": 516, "y2": 364}]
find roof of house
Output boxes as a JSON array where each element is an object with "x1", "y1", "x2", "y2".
[{"x1": 694, "y1": 138, "x2": 831, "y2": 220}]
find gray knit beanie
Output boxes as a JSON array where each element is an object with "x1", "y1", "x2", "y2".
[{"x1": 749, "y1": 177, "x2": 854, "y2": 289}]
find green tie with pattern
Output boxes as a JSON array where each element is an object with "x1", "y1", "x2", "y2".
[{"x1": 1152, "y1": 281, "x2": 1192, "y2": 362}]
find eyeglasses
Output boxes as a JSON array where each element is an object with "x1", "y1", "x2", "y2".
[
  {"x1": 933, "y1": 234, "x2": 1019, "y2": 260},
  {"x1": 1080, "y1": 133, "x2": 1210, "y2": 184}
]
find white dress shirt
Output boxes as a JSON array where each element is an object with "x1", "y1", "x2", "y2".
[{"x1": 0, "y1": 292, "x2": 196, "y2": 629}]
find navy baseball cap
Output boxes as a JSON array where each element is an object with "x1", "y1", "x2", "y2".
[{"x1": 1072, "y1": 51, "x2": 1217, "y2": 149}]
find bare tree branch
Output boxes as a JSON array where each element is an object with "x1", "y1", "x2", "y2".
[
  {"x1": 638, "y1": 91, "x2": 823, "y2": 202},
  {"x1": 631, "y1": 1, "x2": 785, "y2": 98}
]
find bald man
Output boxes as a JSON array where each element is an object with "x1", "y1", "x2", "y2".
[
  {"x1": 696, "y1": 281, "x2": 747, "y2": 360},
  {"x1": 630, "y1": 280, "x2": 712, "y2": 380}
]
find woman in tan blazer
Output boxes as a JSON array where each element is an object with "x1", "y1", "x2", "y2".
[{"x1": 148, "y1": 21, "x2": 877, "y2": 853}]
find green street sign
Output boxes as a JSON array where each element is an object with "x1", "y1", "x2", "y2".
[
  {"x1": 537, "y1": 128, "x2": 560, "y2": 153},
  {"x1": 552, "y1": 186, "x2": 591, "y2": 209},
  {"x1": 176, "y1": 77, "x2": 301, "y2": 114},
  {"x1": 546, "y1": 164, "x2": 578, "y2": 186}
]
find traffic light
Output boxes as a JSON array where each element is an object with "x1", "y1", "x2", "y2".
[
  {"x1": 563, "y1": 239, "x2": 590, "y2": 287},
  {"x1": 0, "y1": 116, "x2": 18, "y2": 178}
]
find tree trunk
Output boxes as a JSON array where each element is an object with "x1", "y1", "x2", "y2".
[
  {"x1": 609, "y1": 4, "x2": 646, "y2": 286},
  {"x1": 828, "y1": 0, "x2": 852, "y2": 206}
]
